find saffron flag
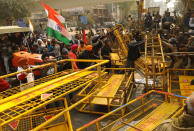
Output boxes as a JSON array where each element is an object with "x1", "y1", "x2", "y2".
[{"x1": 42, "y1": 3, "x2": 71, "y2": 45}]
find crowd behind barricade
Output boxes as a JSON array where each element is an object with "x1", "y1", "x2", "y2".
[
  {"x1": 0, "y1": 28, "x2": 111, "y2": 90},
  {"x1": 0, "y1": 9, "x2": 193, "y2": 92}
]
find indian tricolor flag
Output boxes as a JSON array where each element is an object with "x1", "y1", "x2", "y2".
[{"x1": 42, "y1": 3, "x2": 71, "y2": 45}]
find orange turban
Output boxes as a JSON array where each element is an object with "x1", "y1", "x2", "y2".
[
  {"x1": 86, "y1": 45, "x2": 93, "y2": 51},
  {"x1": 18, "y1": 58, "x2": 28, "y2": 67}
]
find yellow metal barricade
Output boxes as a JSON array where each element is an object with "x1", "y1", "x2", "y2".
[
  {"x1": 0, "y1": 59, "x2": 108, "y2": 99},
  {"x1": 0, "y1": 60, "x2": 109, "y2": 131},
  {"x1": 144, "y1": 34, "x2": 166, "y2": 91},
  {"x1": 71, "y1": 68, "x2": 135, "y2": 115},
  {"x1": 107, "y1": 24, "x2": 130, "y2": 66},
  {"x1": 0, "y1": 59, "x2": 76, "y2": 99},
  {"x1": 0, "y1": 70, "x2": 73, "y2": 99},
  {"x1": 2, "y1": 98, "x2": 70, "y2": 131},
  {"x1": 76, "y1": 90, "x2": 186, "y2": 131},
  {"x1": 167, "y1": 68, "x2": 194, "y2": 97}
]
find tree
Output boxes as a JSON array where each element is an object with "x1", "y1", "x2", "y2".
[{"x1": 0, "y1": 0, "x2": 34, "y2": 25}]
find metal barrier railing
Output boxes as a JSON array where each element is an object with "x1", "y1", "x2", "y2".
[
  {"x1": 107, "y1": 24, "x2": 130, "y2": 66},
  {"x1": 0, "y1": 59, "x2": 108, "y2": 79},
  {"x1": 0, "y1": 59, "x2": 109, "y2": 131},
  {"x1": 71, "y1": 68, "x2": 135, "y2": 115},
  {"x1": 144, "y1": 34, "x2": 166, "y2": 91},
  {"x1": 76, "y1": 90, "x2": 186, "y2": 131},
  {"x1": 167, "y1": 68, "x2": 194, "y2": 96}
]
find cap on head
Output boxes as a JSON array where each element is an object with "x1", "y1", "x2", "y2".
[
  {"x1": 86, "y1": 45, "x2": 93, "y2": 51},
  {"x1": 71, "y1": 44, "x2": 78, "y2": 51}
]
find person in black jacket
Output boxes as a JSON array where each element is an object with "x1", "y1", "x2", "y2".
[
  {"x1": 127, "y1": 40, "x2": 144, "y2": 68},
  {"x1": 101, "y1": 39, "x2": 112, "y2": 69},
  {"x1": 92, "y1": 41, "x2": 103, "y2": 59},
  {"x1": 78, "y1": 45, "x2": 94, "y2": 69}
]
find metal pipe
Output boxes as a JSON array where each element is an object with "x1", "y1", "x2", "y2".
[
  {"x1": 76, "y1": 90, "x2": 154, "y2": 131},
  {"x1": 0, "y1": 60, "x2": 109, "y2": 105},
  {"x1": 31, "y1": 90, "x2": 99, "y2": 131}
]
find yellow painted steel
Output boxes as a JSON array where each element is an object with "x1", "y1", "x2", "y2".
[
  {"x1": 91, "y1": 74, "x2": 125, "y2": 105},
  {"x1": 144, "y1": 34, "x2": 166, "y2": 91},
  {"x1": 0, "y1": 62, "x2": 56, "y2": 79},
  {"x1": 127, "y1": 103, "x2": 180, "y2": 131},
  {"x1": 73, "y1": 68, "x2": 135, "y2": 115},
  {"x1": 179, "y1": 76, "x2": 194, "y2": 97},
  {"x1": 0, "y1": 59, "x2": 108, "y2": 99},
  {"x1": 0, "y1": 59, "x2": 109, "y2": 130},
  {"x1": 110, "y1": 53, "x2": 124, "y2": 66},
  {"x1": 32, "y1": 85, "x2": 103, "y2": 131},
  {"x1": 179, "y1": 76, "x2": 194, "y2": 83},
  {"x1": 76, "y1": 90, "x2": 185, "y2": 131},
  {"x1": 107, "y1": 24, "x2": 130, "y2": 66},
  {"x1": 2, "y1": 98, "x2": 71, "y2": 131},
  {"x1": 0, "y1": 59, "x2": 108, "y2": 80},
  {"x1": 179, "y1": 83, "x2": 194, "y2": 97},
  {"x1": 0, "y1": 70, "x2": 72, "y2": 99},
  {"x1": 168, "y1": 69, "x2": 194, "y2": 96},
  {"x1": 0, "y1": 71, "x2": 92, "y2": 113},
  {"x1": 0, "y1": 59, "x2": 109, "y2": 105}
]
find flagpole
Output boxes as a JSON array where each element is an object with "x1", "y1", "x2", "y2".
[
  {"x1": 28, "y1": 18, "x2": 34, "y2": 53},
  {"x1": 24, "y1": 33, "x2": 31, "y2": 53}
]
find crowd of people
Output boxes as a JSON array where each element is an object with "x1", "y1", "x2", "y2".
[
  {"x1": 0, "y1": 9, "x2": 193, "y2": 89},
  {"x1": 0, "y1": 8, "x2": 193, "y2": 130},
  {"x1": 141, "y1": 10, "x2": 194, "y2": 69},
  {"x1": 0, "y1": 28, "x2": 113, "y2": 89},
  {"x1": 143, "y1": 10, "x2": 193, "y2": 32}
]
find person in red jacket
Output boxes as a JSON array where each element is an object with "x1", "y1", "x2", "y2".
[
  {"x1": 0, "y1": 79, "x2": 10, "y2": 92},
  {"x1": 68, "y1": 44, "x2": 79, "y2": 71}
]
